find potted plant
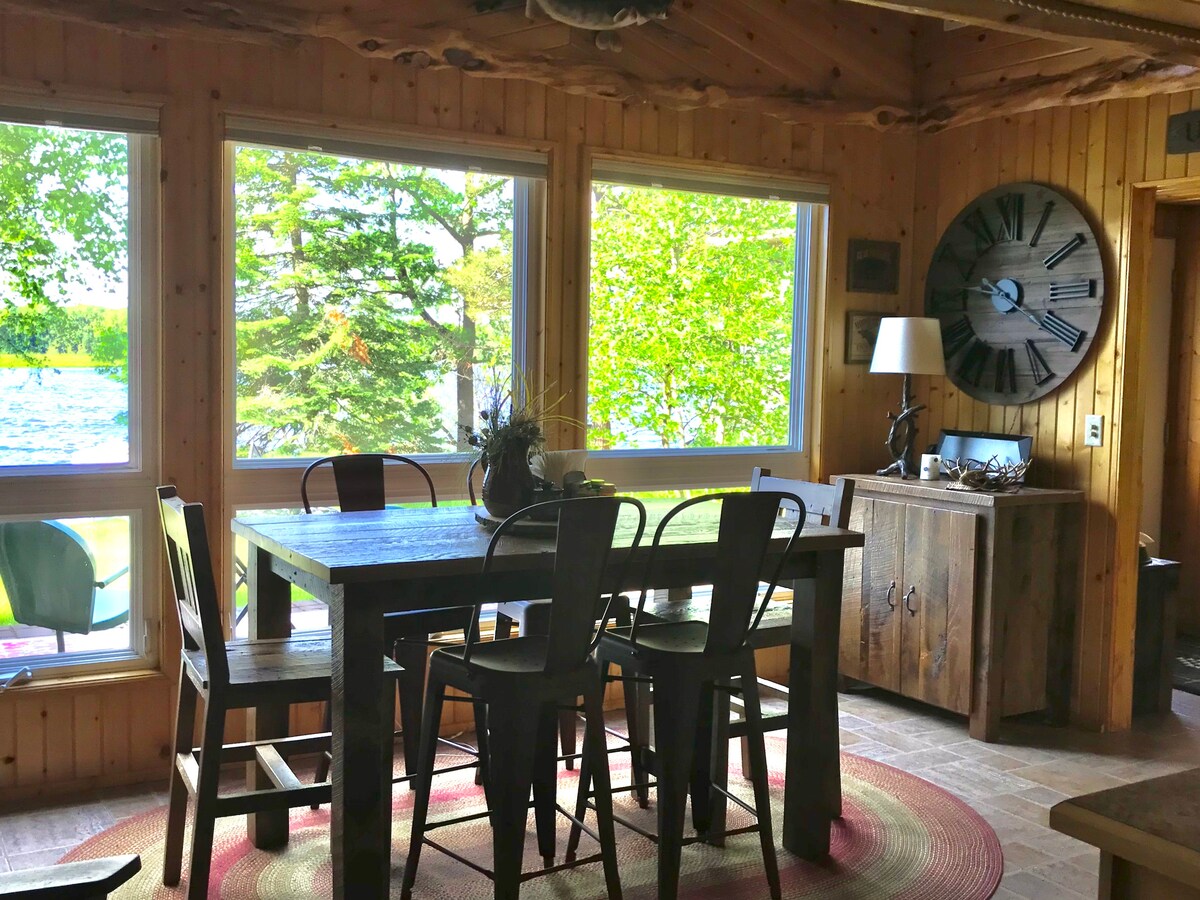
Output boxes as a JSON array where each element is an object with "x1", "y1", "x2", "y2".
[{"x1": 463, "y1": 379, "x2": 574, "y2": 519}]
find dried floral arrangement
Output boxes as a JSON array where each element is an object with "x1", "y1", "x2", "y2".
[
  {"x1": 461, "y1": 377, "x2": 577, "y2": 471},
  {"x1": 944, "y1": 457, "x2": 1031, "y2": 493}
]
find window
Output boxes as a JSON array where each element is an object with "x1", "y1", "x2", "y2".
[
  {"x1": 0, "y1": 104, "x2": 160, "y2": 675},
  {"x1": 585, "y1": 160, "x2": 827, "y2": 489},
  {"x1": 229, "y1": 124, "x2": 544, "y2": 464}
]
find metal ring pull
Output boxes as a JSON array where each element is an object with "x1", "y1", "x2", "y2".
[
  {"x1": 904, "y1": 586, "x2": 917, "y2": 616},
  {"x1": 885, "y1": 581, "x2": 896, "y2": 610}
]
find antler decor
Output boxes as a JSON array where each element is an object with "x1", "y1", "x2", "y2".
[{"x1": 944, "y1": 457, "x2": 1031, "y2": 493}]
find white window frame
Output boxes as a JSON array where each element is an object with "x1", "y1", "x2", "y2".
[
  {"x1": 583, "y1": 157, "x2": 829, "y2": 491},
  {"x1": 0, "y1": 101, "x2": 162, "y2": 679}
]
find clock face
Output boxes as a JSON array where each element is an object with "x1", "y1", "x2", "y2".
[{"x1": 925, "y1": 182, "x2": 1105, "y2": 405}]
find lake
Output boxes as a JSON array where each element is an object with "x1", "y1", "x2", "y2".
[{"x1": 0, "y1": 367, "x2": 129, "y2": 467}]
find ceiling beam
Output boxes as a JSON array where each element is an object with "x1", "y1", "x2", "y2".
[
  {"x1": 0, "y1": 0, "x2": 912, "y2": 129},
  {"x1": 844, "y1": 0, "x2": 1200, "y2": 64}
]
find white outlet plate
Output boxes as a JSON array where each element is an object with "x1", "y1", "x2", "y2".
[{"x1": 1085, "y1": 414, "x2": 1104, "y2": 447}]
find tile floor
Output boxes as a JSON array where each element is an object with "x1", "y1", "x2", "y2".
[{"x1": 5, "y1": 687, "x2": 1200, "y2": 898}]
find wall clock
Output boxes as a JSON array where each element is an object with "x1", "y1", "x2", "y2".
[{"x1": 925, "y1": 182, "x2": 1105, "y2": 406}]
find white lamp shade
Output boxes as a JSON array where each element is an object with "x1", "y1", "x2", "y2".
[{"x1": 870, "y1": 317, "x2": 946, "y2": 376}]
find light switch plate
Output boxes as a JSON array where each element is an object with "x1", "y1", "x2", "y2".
[{"x1": 1085, "y1": 414, "x2": 1104, "y2": 447}]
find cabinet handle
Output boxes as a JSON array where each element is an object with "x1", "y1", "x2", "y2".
[
  {"x1": 885, "y1": 581, "x2": 896, "y2": 610},
  {"x1": 904, "y1": 586, "x2": 917, "y2": 617}
]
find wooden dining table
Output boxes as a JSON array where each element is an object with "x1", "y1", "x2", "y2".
[{"x1": 232, "y1": 503, "x2": 864, "y2": 898}]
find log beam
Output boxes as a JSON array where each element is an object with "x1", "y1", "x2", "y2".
[
  {"x1": 0, "y1": 0, "x2": 911, "y2": 129},
  {"x1": 844, "y1": 0, "x2": 1200, "y2": 65}
]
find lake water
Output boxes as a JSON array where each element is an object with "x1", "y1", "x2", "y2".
[{"x1": 0, "y1": 368, "x2": 129, "y2": 467}]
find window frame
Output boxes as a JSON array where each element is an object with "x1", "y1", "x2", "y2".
[
  {"x1": 0, "y1": 99, "x2": 162, "y2": 678},
  {"x1": 581, "y1": 154, "x2": 829, "y2": 491}
]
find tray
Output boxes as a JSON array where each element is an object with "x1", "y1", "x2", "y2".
[{"x1": 473, "y1": 509, "x2": 559, "y2": 538}]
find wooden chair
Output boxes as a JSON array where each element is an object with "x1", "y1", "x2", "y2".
[
  {"x1": 567, "y1": 492, "x2": 806, "y2": 900},
  {"x1": 402, "y1": 496, "x2": 646, "y2": 900},
  {"x1": 302, "y1": 454, "x2": 485, "y2": 793},
  {"x1": 156, "y1": 486, "x2": 401, "y2": 900},
  {"x1": 0, "y1": 854, "x2": 140, "y2": 898},
  {"x1": 0, "y1": 521, "x2": 130, "y2": 653}
]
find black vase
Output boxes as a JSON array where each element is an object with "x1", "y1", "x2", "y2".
[{"x1": 481, "y1": 448, "x2": 536, "y2": 519}]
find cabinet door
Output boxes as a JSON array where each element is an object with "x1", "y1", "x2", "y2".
[
  {"x1": 839, "y1": 498, "x2": 904, "y2": 692},
  {"x1": 899, "y1": 505, "x2": 977, "y2": 714}
]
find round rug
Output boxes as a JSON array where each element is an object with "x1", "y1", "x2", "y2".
[{"x1": 62, "y1": 740, "x2": 1002, "y2": 899}]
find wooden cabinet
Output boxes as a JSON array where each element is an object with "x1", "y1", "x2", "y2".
[{"x1": 837, "y1": 475, "x2": 1084, "y2": 741}]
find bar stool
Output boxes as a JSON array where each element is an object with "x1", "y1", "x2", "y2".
[
  {"x1": 402, "y1": 496, "x2": 646, "y2": 900},
  {"x1": 567, "y1": 491, "x2": 806, "y2": 900}
]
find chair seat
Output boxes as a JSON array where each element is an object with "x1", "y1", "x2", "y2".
[
  {"x1": 434, "y1": 635, "x2": 551, "y2": 675},
  {"x1": 91, "y1": 581, "x2": 131, "y2": 632},
  {"x1": 184, "y1": 636, "x2": 402, "y2": 696},
  {"x1": 640, "y1": 596, "x2": 793, "y2": 649},
  {"x1": 604, "y1": 621, "x2": 711, "y2": 656},
  {"x1": 384, "y1": 605, "x2": 473, "y2": 640}
]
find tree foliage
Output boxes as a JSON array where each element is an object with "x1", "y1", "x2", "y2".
[
  {"x1": 234, "y1": 148, "x2": 513, "y2": 458},
  {"x1": 588, "y1": 184, "x2": 798, "y2": 450}
]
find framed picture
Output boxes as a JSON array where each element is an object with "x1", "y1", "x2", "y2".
[
  {"x1": 847, "y1": 238, "x2": 900, "y2": 294},
  {"x1": 845, "y1": 310, "x2": 884, "y2": 364}
]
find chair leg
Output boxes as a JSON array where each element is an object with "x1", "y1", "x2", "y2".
[
  {"x1": 583, "y1": 680, "x2": 623, "y2": 900},
  {"x1": 401, "y1": 674, "x2": 448, "y2": 900},
  {"x1": 707, "y1": 680, "x2": 732, "y2": 848},
  {"x1": 484, "y1": 696, "x2": 541, "y2": 900},
  {"x1": 532, "y1": 703, "x2": 559, "y2": 867},
  {"x1": 472, "y1": 698, "x2": 491, "y2": 792},
  {"x1": 559, "y1": 706, "x2": 578, "y2": 771},
  {"x1": 187, "y1": 697, "x2": 226, "y2": 900},
  {"x1": 689, "y1": 680, "x2": 715, "y2": 838},
  {"x1": 630, "y1": 672, "x2": 651, "y2": 809},
  {"x1": 311, "y1": 701, "x2": 332, "y2": 809},
  {"x1": 564, "y1": 713, "x2": 592, "y2": 864},
  {"x1": 163, "y1": 669, "x2": 198, "y2": 887},
  {"x1": 651, "y1": 670, "x2": 704, "y2": 900},
  {"x1": 741, "y1": 659, "x2": 782, "y2": 900},
  {"x1": 393, "y1": 637, "x2": 430, "y2": 789},
  {"x1": 495, "y1": 612, "x2": 515, "y2": 640}
]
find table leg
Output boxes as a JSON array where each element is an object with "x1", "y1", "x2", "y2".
[
  {"x1": 782, "y1": 552, "x2": 843, "y2": 859},
  {"x1": 331, "y1": 585, "x2": 393, "y2": 898},
  {"x1": 245, "y1": 545, "x2": 292, "y2": 849}
]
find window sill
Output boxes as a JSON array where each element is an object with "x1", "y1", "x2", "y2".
[{"x1": 0, "y1": 667, "x2": 167, "y2": 696}]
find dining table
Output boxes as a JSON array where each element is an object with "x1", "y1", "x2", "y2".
[{"x1": 232, "y1": 502, "x2": 864, "y2": 898}]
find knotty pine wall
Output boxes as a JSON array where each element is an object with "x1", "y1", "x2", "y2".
[{"x1": 0, "y1": 11, "x2": 916, "y2": 801}]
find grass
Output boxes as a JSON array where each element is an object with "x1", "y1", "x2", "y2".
[{"x1": 0, "y1": 351, "x2": 101, "y2": 368}]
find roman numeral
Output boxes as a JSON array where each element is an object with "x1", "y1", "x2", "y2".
[
  {"x1": 938, "y1": 243, "x2": 974, "y2": 281},
  {"x1": 995, "y1": 346, "x2": 1017, "y2": 394},
  {"x1": 996, "y1": 193, "x2": 1024, "y2": 242},
  {"x1": 1048, "y1": 279, "x2": 1095, "y2": 301},
  {"x1": 1043, "y1": 233, "x2": 1085, "y2": 269},
  {"x1": 942, "y1": 315, "x2": 975, "y2": 359},
  {"x1": 1025, "y1": 339, "x2": 1055, "y2": 386},
  {"x1": 957, "y1": 340, "x2": 992, "y2": 386},
  {"x1": 1040, "y1": 311, "x2": 1086, "y2": 351},
  {"x1": 929, "y1": 288, "x2": 967, "y2": 313},
  {"x1": 1030, "y1": 200, "x2": 1054, "y2": 248},
  {"x1": 962, "y1": 207, "x2": 996, "y2": 255}
]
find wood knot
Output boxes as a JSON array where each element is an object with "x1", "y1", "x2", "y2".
[
  {"x1": 444, "y1": 48, "x2": 489, "y2": 72},
  {"x1": 360, "y1": 39, "x2": 382, "y2": 52}
]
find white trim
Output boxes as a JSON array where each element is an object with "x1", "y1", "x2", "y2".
[{"x1": 591, "y1": 157, "x2": 830, "y2": 204}]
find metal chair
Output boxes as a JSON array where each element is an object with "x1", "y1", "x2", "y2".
[
  {"x1": 302, "y1": 454, "x2": 484, "y2": 793},
  {"x1": 402, "y1": 496, "x2": 646, "y2": 900},
  {"x1": 156, "y1": 486, "x2": 402, "y2": 900},
  {"x1": 0, "y1": 520, "x2": 130, "y2": 653},
  {"x1": 0, "y1": 854, "x2": 140, "y2": 898},
  {"x1": 568, "y1": 491, "x2": 806, "y2": 900}
]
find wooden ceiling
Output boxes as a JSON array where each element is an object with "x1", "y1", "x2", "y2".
[{"x1": 11, "y1": 0, "x2": 1200, "y2": 131}]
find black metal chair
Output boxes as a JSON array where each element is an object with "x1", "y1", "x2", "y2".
[
  {"x1": 302, "y1": 454, "x2": 486, "y2": 794},
  {"x1": 156, "y1": 486, "x2": 402, "y2": 900},
  {"x1": 567, "y1": 491, "x2": 806, "y2": 900},
  {"x1": 402, "y1": 496, "x2": 647, "y2": 900}
]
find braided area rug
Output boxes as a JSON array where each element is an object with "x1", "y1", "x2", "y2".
[{"x1": 62, "y1": 738, "x2": 1002, "y2": 899}]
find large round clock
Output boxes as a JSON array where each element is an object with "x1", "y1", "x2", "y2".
[{"x1": 925, "y1": 182, "x2": 1105, "y2": 405}]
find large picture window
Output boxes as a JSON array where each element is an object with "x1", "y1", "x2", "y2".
[
  {"x1": 585, "y1": 160, "x2": 827, "y2": 487},
  {"x1": 0, "y1": 105, "x2": 159, "y2": 675}
]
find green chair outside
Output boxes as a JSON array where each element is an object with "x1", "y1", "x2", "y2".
[{"x1": 0, "y1": 520, "x2": 130, "y2": 653}]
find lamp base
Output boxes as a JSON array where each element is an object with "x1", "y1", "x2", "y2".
[{"x1": 878, "y1": 373, "x2": 924, "y2": 480}]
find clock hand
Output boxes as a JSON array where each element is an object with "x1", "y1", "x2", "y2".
[
  {"x1": 974, "y1": 278, "x2": 1086, "y2": 351},
  {"x1": 979, "y1": 278, "x2": 1042, "y2": 328}
]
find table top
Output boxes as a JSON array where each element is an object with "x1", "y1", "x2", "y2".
[{"x1": 232, "y1": 503, "x2": 864, "y2": 585}]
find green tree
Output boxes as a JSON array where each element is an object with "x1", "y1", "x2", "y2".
[
  {"x1": 588, "y1": 184, "x2": 798, "y2": 449},
  {"x1": 234, "y1": 148, "x2": 513, "y2": 458},
  {"x1": 0, "y1": 123, "x2": 128, "y2": 362}
]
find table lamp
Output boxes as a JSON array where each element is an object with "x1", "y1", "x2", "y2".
[{"x1": 869, "y1": 317, "x2": 946, "y2": 478}]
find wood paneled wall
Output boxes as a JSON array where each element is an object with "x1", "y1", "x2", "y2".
[
  {"x1": 910, "y1": 94, "x2": 1200, "y2": 731},
  {"x1": 0, "y1": 11, "x2": 916, "y2": 800}
]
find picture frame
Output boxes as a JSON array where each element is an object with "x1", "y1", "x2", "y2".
[
  {"x1": 845, "y1": 310, "x2": 884, "y2": 364},
  {"x1": 847, "y1": 238, "x2": 900, "y2": 294}
]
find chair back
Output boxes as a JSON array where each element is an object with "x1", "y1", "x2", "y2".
[
  {"x1": 467, "y1": 496, "x2": 647, "y2": 676},
  {"x1": 0, "y1": 521, "x2": 98, "y2": 634},
  {"x1": 300, "y1": 454, "x2": 437, "y2": 513},
  {"x1": 751, "y1": 467, "x2": 854, "y2": 528},
  {"x1": 157, "y1": 486, "x2": 229, "y2": 686},
  {"x1": 632, "y1": 492, "x2": 806, "y2": 656}
]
